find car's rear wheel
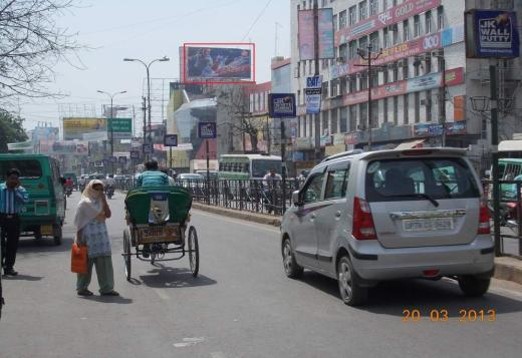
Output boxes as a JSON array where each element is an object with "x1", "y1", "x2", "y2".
[
  {"x1": 282, "y1": 238, "x2": 303, "y2": 279},
  {"x1": 53, "y1": 223, "x2": 62, "y2": 246},
  {"x1": 337, "y1": 255, "x2": 367, "y2": 306},
  {"x1": 458, "y1": 275, "x2": 491, "y2": 297}
]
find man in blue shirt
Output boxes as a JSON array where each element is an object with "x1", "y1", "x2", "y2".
[
  {"x1": 136, "y1": 160, "x2": 169, "y2": 187},
  {"x1": 0, "y1": 168, "x2": 29, "y2": 276}
]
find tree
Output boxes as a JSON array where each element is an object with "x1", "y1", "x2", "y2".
[
  {"x1": 0, "y1": 109, "x2": 28, "y2": 152},
  {"x1": 216, "y1": 85, "x2": 266, "y2": 153},
  {"x1": 0, "y1": 0, "x2": 81, "y2": 99}
]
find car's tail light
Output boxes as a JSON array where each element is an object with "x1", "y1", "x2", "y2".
[
  {"x1": 352, "y1": 197, "x2": 377, "y2": 240},
  {"x1": 478, "y1": 200, "x2": 491, "y2": 235}
]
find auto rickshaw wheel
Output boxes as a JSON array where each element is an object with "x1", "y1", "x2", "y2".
[
  {"x1": 188, "y1": 226, "x2": 199, "y2": 277},
  {"x1": 123, "y1": 229, "x2": 132, "y2": 281},
  {"x1": 53, "y1": 224, "x2": 62, "y2": 246}
]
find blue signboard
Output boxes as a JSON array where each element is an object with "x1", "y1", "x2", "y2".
[
  {"x1": 143, "y1": 143, "x2": 153, "y2": 154},
  {"x1": 164, "y1": 134, "x2": 178, "y2": 147},
  {"x1": 268, "y1": 93, "x2": 296, "y2": 118},
  {"x1": 198, "y1": 122, "x2": 217, "y2": 139},
  {"x1": 466, "y1": 10, "x2": 520, "y2": 58}
]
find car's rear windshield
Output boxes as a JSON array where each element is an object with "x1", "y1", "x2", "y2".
[
  {"x1": 0, "y1": 160, "x2": 43, "y2": 180},
  {"x1": 365, "y1": 157, "x2": 480, "y2": 202}
]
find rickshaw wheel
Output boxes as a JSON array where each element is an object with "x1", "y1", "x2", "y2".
[
  {"x1": 123, "y1": 229, "x2": 132, "y2": 281},
  {"x1": 188, "y1": 226, "x2": 199, "y2": 277}
]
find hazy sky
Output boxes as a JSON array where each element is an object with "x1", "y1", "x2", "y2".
[{"x1": 19, "y1": 0, "x2": 290, "y2": 130}]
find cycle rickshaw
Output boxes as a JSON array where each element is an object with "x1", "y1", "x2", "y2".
[{"x1": 122, "y1": 186, "x2": 199, "y2": 281}]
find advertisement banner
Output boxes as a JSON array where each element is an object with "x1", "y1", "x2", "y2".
[
  {"x1": 298, "y1": 9, "x2": 335, "y2": 60},
  {"x1": 184, "y1": 46, "x2": 252, "y2": 80},
  {"x1": 268, "y1": 93, "x2": 296, "y2": 118},
  {"x1": 336, "y1": 0, "x2": 441, "y2": 45},
  {"x1": 63, "y1": 118, "x2": 106, "y2": 140},
  {"x1": 305, "y1": 75, "x2": 322, "y2": 114},
  {"x1": 51, "y1": 141, "x2": 88, "y2": 156},
  {"x1": 407, "y1": 72, "x2": 442, "y2": 92},
  {"x1": 446, "y1": 121, "x2": 467, "y2": 135},
  {"x1": 7, "y1": 140, "x2": 33, "y2": 152},
  {"x1": 466, "y1": 10, "x2": 520, "y2": 58},
  {"x1": 164, "y1": 134, "x2": 178, "y2": 147}
]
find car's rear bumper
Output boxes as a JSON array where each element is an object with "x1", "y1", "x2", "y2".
[{"x1": 350, "y1": 235, "x2": 495, "y2": 280}]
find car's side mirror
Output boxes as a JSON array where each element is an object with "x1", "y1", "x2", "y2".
[{"x1": 292, "y1": 190, "x2": 303, "y2": 207}]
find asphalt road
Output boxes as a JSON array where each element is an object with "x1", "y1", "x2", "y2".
[{"x1": 0, "y1": 190, "x2": 521, "y2": 358}]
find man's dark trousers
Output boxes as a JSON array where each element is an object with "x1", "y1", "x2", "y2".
[{"x1": 0, "y1": 214, "x2": 21, "y2": 271}]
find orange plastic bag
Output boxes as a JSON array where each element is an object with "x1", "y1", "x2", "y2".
[{"x1": 71, "y1": 243, "x2": 88, "y2": 274}]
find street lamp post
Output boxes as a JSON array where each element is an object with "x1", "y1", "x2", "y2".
[
  {"x1": 123, "y1": 56, "x2": 170, "y2": 158},
  {"x1": 356, "y1": 45, "x2": 382, "y2": 151},
  {"x1": 97, "y1": 90, "x2": 127, "y2": 174}
]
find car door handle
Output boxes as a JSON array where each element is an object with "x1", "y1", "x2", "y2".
[{"x1": 335, "y1": 211, "x2": 342, "y2": 218}]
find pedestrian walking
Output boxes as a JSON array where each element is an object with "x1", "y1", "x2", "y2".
[
  {"x1": 74, "y1": 179, "x2": 119, "y2": 297},
  {"x1": 1, "y1": 168, "x2": 29, "y2": 276}
]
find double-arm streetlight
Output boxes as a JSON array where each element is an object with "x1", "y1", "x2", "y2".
[
  {"x1": 97, "y1": 90, "x2": 127, "y2": 159},
  {"x1": 123, "y1": 56, "x2": 170, "y2": 150}
]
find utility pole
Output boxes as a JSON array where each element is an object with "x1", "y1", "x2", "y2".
[
  {"x1": 438, "y1": 51, "x2": 447, "y2": 147},
  {"x1": 490, "y1": 64, "x2": 501, "y2": 256},
  {"x1": 356, "y1": 45, "x2": 382, "y2": 151},
  {"x1": 313, "y1": 0, "x2": 321, "y2": 162},
  {"x1": 141, "y1": 96, "x2": 147, "y2": 159}
]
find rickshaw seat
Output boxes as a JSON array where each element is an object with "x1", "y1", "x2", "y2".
[{"x1": 125, "y1": 186, "x2": 192, "y2": 226}]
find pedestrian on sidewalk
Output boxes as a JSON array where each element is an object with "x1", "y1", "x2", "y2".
[
  {"x1": 1, "y1": 168, "x2": 29, "y2": 277},
  {"x1": 74, "y1": 179, "x2": 119, "y2": 297}
]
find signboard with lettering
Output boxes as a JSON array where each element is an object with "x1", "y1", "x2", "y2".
[
  {"x1": 465, "y1": 10, "x2": 520, "y2": 58},
  {"x1": 268, "y1": 93, "x2": 296, "y2": 118},
  {"x1": 143, "y1": 143, "x2": 153, "y2": 154},
  {"x1": 130, "y1": 150, "x2": 140, "y2": 159},
  {"x1": 198, "y1": 122, "x2": 217, "y2": 139},
  {"x1": 163, "y1": 134, "x2": 178, "y2": 147},
  {"x1": 305, "y1": 75, "x2": 322, "y2": 114}
]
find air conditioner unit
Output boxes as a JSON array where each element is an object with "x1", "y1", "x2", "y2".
[{"x1": 420, "y1": 99, "x2": 432, "y2": 106}]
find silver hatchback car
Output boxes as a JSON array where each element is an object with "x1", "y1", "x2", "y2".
[{"x1": 281, "y1": 148, "x2": 494, "y2": 306}]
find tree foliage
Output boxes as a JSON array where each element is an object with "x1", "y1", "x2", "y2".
[
  {"x1": 216, "y1": 85, "x2": 266, "y2": 153},
  {"x1": 0, "y1": 0, "x2": 81, "y2": 99},
  {"x1": 0, "y1": 109, "x2": 28, "y2": 152}
]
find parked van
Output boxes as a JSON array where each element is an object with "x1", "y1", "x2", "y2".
[
  {"x1": 0, "y1": 154, "x2": 65, "y2": 245},
  {"x1": 281, "y1": 148, "x2": 494, "y2": 306}
]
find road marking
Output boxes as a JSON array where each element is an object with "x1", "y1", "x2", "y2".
[
  {"x1": 193, "y1": 210, "x2": 280, "y2": 234},
  {"x1": 210, "y1": 352, "x2": 227, "y2": 358},
  {"x1": 153, "y1": 288, "x2": 170, "y2": 301},
  {"x1": 173, "y1": 337, "x2": 205, "y2": 348}
]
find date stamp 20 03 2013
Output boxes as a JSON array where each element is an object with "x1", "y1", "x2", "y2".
[{"x1": 402, "y1": 308, "x2": 496, "y2": 323}]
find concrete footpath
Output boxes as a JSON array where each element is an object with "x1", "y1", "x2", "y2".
[{"x1": 192, "y1": 202, "x2": 522, "y2": 286}]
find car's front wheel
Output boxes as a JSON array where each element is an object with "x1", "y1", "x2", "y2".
[
  {"x1": 337, "y1": 255, "x2": 367, "y2": 306},
  {"x1": 458, "y1": 275, "x2": 491, "y2": 297},
  {"x1": 282, "y1": 238, "x2": 303, "y2": 279}
]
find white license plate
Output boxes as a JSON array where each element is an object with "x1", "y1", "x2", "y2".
[{"x1": 402, "y1": 218, "x2": 453, "y2": 232}]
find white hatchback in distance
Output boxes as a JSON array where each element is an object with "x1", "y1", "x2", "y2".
[{"x1": 280, "y1": 148, "x2": 494, "y2": 306}]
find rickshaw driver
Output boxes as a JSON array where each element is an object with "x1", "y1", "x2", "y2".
[
  {"x1": 135, "y1": 160, "x2": 169, "y2": 187},
  {"x1": 134, "y1": 160, "x2": 170, "y2": 257}
]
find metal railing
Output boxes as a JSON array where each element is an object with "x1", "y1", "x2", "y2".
[
  {"x1": 174, "y1": 178, "x2": 304, "y2": 216},
  {"x1": 483, "y1": 179, "x2": 522, "y2": 258}
]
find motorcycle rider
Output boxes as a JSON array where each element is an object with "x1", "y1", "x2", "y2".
[
  {"x1": 262, "y1": 168, "x2": 282, "y2": 214},
  {"x1": 106, "y1": 175, "x2": 116, "y2": 198}
]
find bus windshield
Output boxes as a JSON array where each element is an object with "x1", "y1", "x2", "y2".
[{"x1": 252, "y1": 159, "x2": 282, "y2": 178}]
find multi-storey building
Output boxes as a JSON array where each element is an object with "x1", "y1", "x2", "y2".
[{"x1": 291, "y1": 0, "x2": 522, "y2": 171}]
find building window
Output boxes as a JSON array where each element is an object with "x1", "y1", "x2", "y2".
[
  {"x1": 339, "y1": 43, "x2": 348, "y2": 61},
  {"x1": 425, "y1": 11, "x2": 433, "y2": 34},
  {"x1": 425, "y1": 56, "x2": 432, "y2": 73},
  {"x1": 414, "y1": 15, "x2": 421, "y2": 37},
  {"x1": 360, "y1": 103, "x2": 368, "y2": 129},
  {"x1": 360, "y1": 71, "x2": 368, "y2": 90},
  {"x1": 391, "y1": 24, "x2": 399, "y2": 44},
  {"x1": 403, "y1": 20, "x2": 410, "y2": 41},
  {"x1": 333, "y1": 14, "x2": 338, "y2": 31},
  {"x1": 413, "y1": 57, "x2": 421, "y2": 77},
  {"x1": 370, "y1": 32, "x2": 379, "y2": 51},
  {"x1": 340, "y1": 76, "x2": 347, "y2": 94},
  {"x1": 425, "y1": 90, "x2": 433, "y2": 122},
  {"x1": 330, "y1": 79, "x2": 339, "y2": 97},
  {"x1": 340, "y1": 107, "x2": 348, "y2": 132},
  {"x1": 369, "y1": 0, "x2": 378, "y2": 15},
  {"x1": 349, "y1": 5, "x2": 357, "y2": 25},
  {"x1": 359, "y1": 36, "x2": 368, "y2": 51},
  {"x1": 370, "y1": 69, "x2": 378, "y2": 87},
  {"x1": 437, "y1": 6, "x2": 444, "y2": 30},
  {"x1": 322, "y1": 81, "x2": 328, "y2": 99},
  {"x1": 414, "y1": 92, "x2": 420, "y2": 123},
  {"x1": 393, "y1": 96, "x2": 398, "y2": 125},
  {"x1": 359, "y1": 0, "x2": 368, "y2": 21},
  {"x1": 383, "y1": 98, "x2": 388, "y2": 123},
  {"x1": 383, "y1": 28, "x2": 390, "y2": 48},
  {"x1": 349, "y1": 40, "x2": 357, "y2": 59},
  {"x1": 383, "y1": 68, "x2": 389, "y2": 83},
  {"x1": 392, "y1": 63, "x2": 399, "y2": 82},
  {"x1": 322, "y1": 0, "x2": 327, "y2": 6},
  {"x1": 349, "y1": 75, "x2": 357, "y2": 92},
  {"x1": 349, "y1": 105, "x2": 357, "y2": 131},
  {"x1": 339, "y1": 10, "x2": 347, "y2": 29},
  {"x1": 404, "y1": 94, "x2": 410, "y2": 124},
  {"x1": 322, "y1": 112, "x2": 329, "y2": 132},
  {"x1": 297, "y1": 89, "x2": 301, "y2": 105},
  {"x1": 402, "y1": 60, "x2": 409, "y2": 80},
  {"x1": 370, "y1": 100, "x2": 378, "y2": 128},
  {"x1": 331, "y1": 109, "x2": 338, "y2": 134},
  {"x1": 297, "y1": 4, "x2": 300, "y2": 11}
]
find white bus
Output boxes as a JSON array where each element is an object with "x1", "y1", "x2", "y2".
[{"x1": 218, "y1": 154, "x2": 282, "y2": 180}]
